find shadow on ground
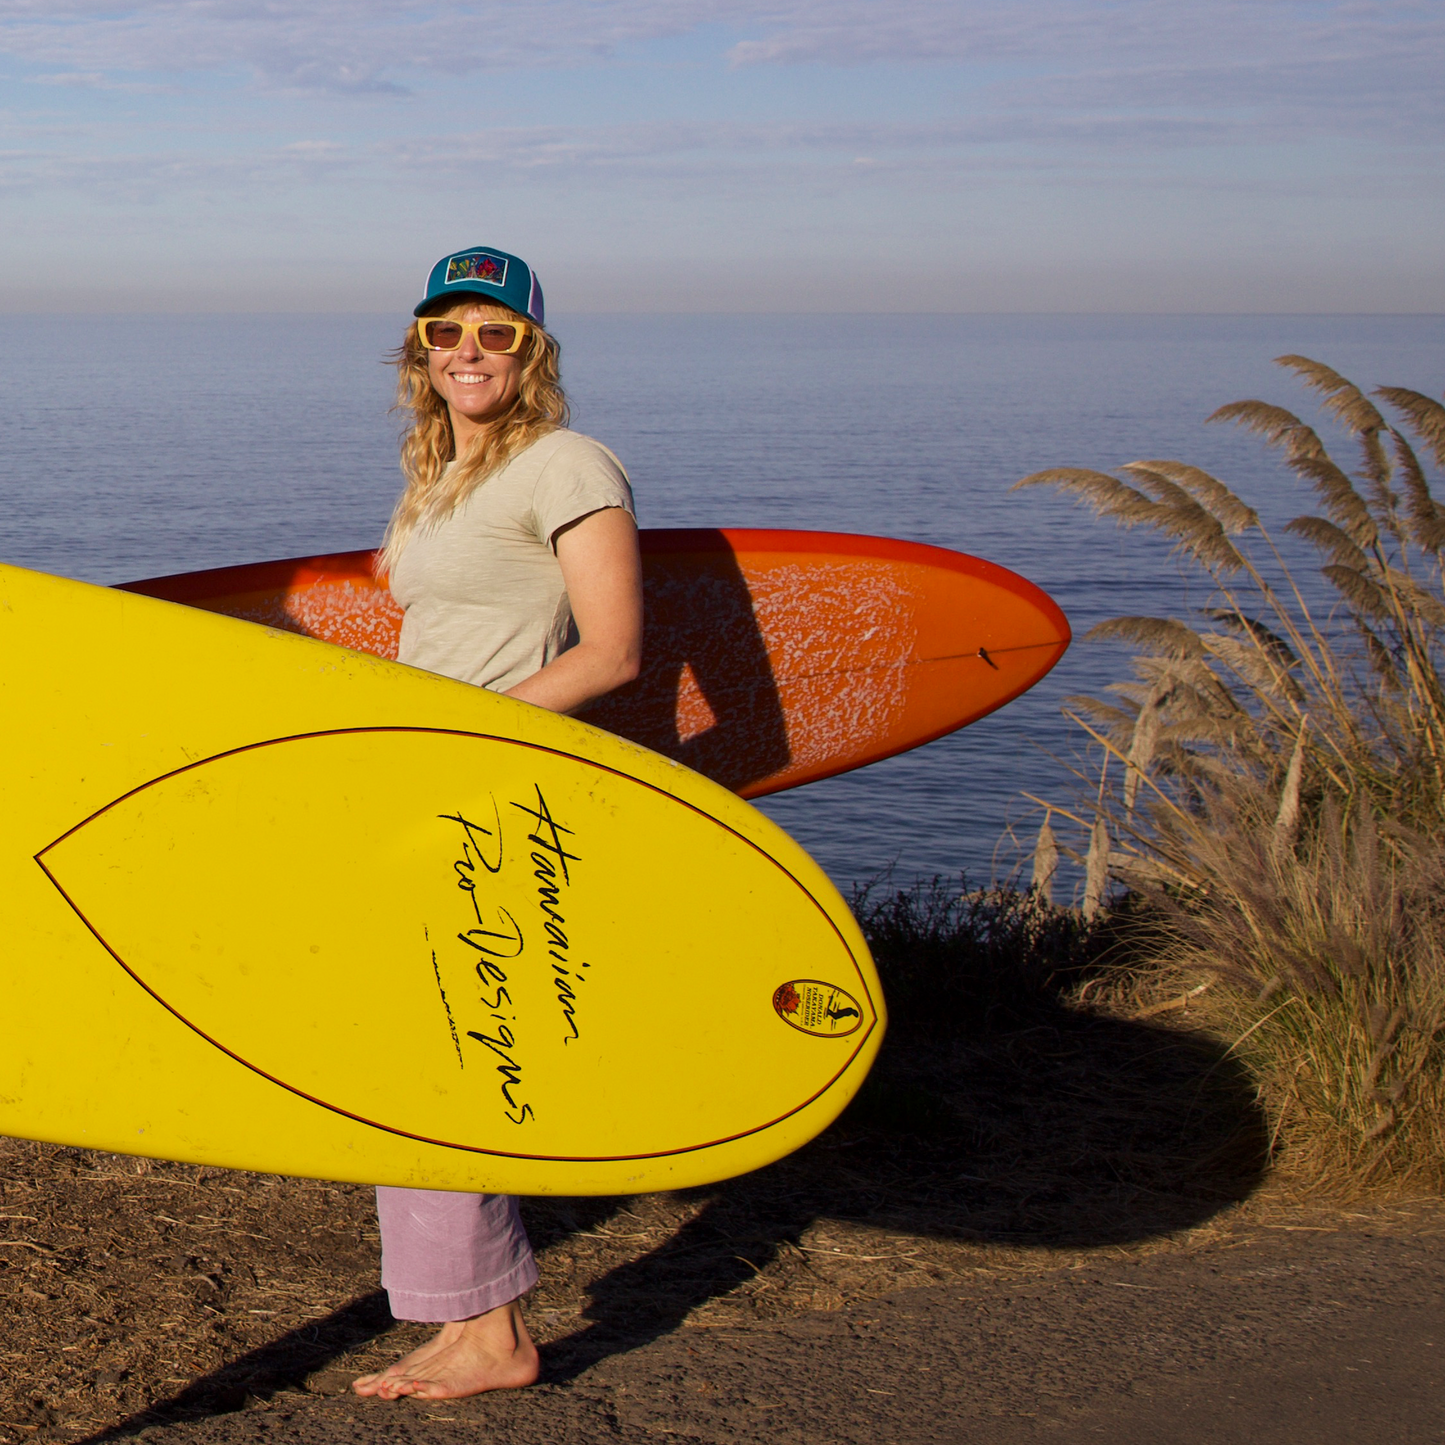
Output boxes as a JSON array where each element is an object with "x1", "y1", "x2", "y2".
[
  {"x1": 79, "y1": 1294, "x2": 397, "y2": 1441},
  {"x1": 77, "y1": 887, "x2": 1269, "y2": 1430},
  {"x1": 540, "y1": 986, "x2": 1269, "y2": 1380}
]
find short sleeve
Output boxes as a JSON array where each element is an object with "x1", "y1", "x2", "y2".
[{"x1": 531, "y1": 433, "x2": 636, "y2": 550}]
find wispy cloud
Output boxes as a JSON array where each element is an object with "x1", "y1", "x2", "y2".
[
  {"x1": 0, "y1": 0, "x2": 1436, "y2": 173},
  {"x1": 0, "y1": 0, "x2": 1440, "y2": 124},
  {"x1": 29, "y1": 69, "x2": 176, "y2": 94},
  {"x1": 0, "y1": 0, "x2": 706, "y2": 93},
  {"x1": 0, "y1": 109, "x2": 1421, "y2": 205},
  {"x1": 2, "y1": 2, "x2": 1439, "y2": 310},
  {"x1": 722, "y1": 0, "x2": 1438, "y2": 67},
  {"x1": 719, "y1": 1, "x2": 1445, "y2": 146}
]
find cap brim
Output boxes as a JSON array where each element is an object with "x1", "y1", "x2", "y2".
[{"x1": 413, "y1": 288, "x2": 530, "y2": 319}]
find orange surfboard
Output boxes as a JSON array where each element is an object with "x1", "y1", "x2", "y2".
[{"x1": 121, "y1": 530, "x2": 1069, "y2": 798}]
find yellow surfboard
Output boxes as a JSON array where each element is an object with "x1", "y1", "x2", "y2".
[{"x1": 0, "y1": 562, "x2": 884, "y2": 1195}]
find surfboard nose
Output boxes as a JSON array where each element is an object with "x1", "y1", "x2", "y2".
[{"x1": 37, "y1": 727, "x2": 881, "y2": 1165}]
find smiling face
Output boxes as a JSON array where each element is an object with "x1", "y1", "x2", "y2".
[{"x1": 423, "y1": 300, "x2": 528, "y2": 450}]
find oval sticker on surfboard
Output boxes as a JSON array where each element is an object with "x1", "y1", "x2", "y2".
[{"x1": 772, "y1": 980, "x2": 864, "y2": 1038}]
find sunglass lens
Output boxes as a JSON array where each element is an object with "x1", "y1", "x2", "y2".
[
  {"x1": 478, "y1": 324, "x2": 518, "y2": 352},
  {"x1": 423, "y1": 320, "x2": 464, "y2": 349}
]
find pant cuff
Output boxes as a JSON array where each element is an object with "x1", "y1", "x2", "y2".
[{"x1": 384, "y1": 1252, "x2": 540, "y2": 1323}]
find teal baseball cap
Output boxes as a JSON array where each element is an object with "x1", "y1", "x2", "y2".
[{"x1": 414, "y1": 245, "x2": 545, "y2": 326}]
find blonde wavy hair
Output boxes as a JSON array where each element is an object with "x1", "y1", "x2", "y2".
[{"x1": 378, "y1": 299, "x2": 569, "y2": 576}]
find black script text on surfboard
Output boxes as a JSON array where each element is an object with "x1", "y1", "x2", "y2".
[
  {"x1": 437, "y1": 802, "x2": 534, "y2": 1126},
  {"x1": 512, "y1": 786, "x2": 593, "y2": 1046}
]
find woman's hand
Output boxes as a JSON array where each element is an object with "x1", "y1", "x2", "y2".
[{"x1": 503, "y1": 507, "x2": 643, "y2": 714}]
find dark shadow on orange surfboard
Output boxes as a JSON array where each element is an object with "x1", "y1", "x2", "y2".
[{"x1": 579, "y1": 531, "x2": 790, "y2": 793}]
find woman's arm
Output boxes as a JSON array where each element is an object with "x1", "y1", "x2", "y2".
[{"x1": 504, "y1": 506, "x2": 643, "y2": 714}]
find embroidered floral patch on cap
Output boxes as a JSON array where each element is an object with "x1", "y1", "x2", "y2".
[{"x1": 445, "y1": 251, "x2": 508, "y2": 287}]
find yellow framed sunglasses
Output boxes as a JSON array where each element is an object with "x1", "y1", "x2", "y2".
[{"x1": 415, "y1": 316, "x2": 531, "y2": 354}]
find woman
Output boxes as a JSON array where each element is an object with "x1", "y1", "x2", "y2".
[{"x1": 351, "y1": 245, "x2": 642, "y2": 1401}]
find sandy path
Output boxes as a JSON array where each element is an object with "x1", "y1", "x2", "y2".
[{"x1": 84, "y1": 1218, "x2": 1444, "y2": 1444}]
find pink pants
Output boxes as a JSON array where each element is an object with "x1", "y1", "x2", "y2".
[{"x1": 375, "y1": 1188, "x2": 539, "y2": 1323}]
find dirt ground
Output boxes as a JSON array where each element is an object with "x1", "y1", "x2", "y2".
[{"x1": 2, "y1": 996, "x2": 1441, "y2": 1442}]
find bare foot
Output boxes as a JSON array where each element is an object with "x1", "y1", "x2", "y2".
[
  {"x1": 351, "y1": 1300, "x2": 539, "y2": 1400},
  {"x1": 349, "y1": 1328, "x2": 450, "y2": 1397}
]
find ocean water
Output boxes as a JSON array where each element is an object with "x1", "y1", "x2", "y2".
[{"x1": 2, "y1": 313, "x2": 1442, "y2": 892}]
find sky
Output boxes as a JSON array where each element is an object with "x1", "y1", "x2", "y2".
[{"x1": 1, "y1": 0, "x2": 1442, "y2": 312}]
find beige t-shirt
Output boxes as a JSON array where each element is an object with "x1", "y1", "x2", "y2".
[{"x1": 389, "y1": 429, "x2": 635, "y2": 691}]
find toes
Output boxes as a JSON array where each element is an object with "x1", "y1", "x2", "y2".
[{"x1": 376, "y1": 1377, "x2": 423, "y2": 1401}]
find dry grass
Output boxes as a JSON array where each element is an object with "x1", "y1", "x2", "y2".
[{"x1": 1017, "y1": 357, "x2": 1445, "y2": 1195}]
